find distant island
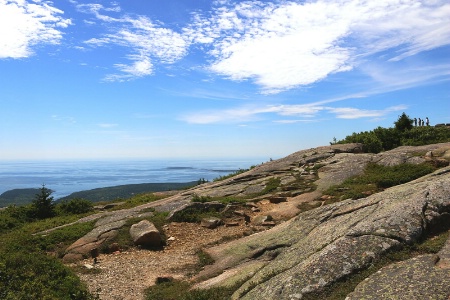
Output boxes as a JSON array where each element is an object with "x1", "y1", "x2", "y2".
[{"x1": 0, "y1": 181, "x2": 198, "y2": 207}]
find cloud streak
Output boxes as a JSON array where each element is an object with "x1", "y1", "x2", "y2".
[
  {"x1": 180, "y1": 103, "x2": 408, "y2": 124},
  {"x1": 0, "y1": 0, "x2": 71, "y2": 58}
]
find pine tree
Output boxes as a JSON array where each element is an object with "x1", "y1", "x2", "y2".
[
  {"x1": 31, "y1": 184, "x2": 56, "y2": 219},
  {"x1": 394, "y1": 112, "x2": 413, "y2": 132}
]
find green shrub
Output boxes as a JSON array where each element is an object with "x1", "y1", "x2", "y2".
[
  {"x1": 145, "y1": 279, "x2": 238, "y2": 300},
  {"x1": 57, "y1": 198, "x2": 94, "y2": 215},
  {"x1": 192, "y1": 194, "x2": 212, "y2": 203},
  {"x1": 337, "y1": 113, "x2": 450, "y2": 153},
  {"x1": 261, "y1": 177, "x2": 281, "y2": 194},
  {"x1": 0, "y1": 251, "x2": 94, "y2": 300},
  {"x1": 325, "y1": 162, "x2": 436, "y2": 200}
]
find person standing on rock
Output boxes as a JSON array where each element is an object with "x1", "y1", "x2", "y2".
[
  {"x1": 414, "y1": 118, "x2": 417, "y2": 127},
  {"x1": 418, "y1": 118, "x2": 422, "y2": 126},
  {"x1": 426, "y1": 117, "x2": 429, "y2": 126}
]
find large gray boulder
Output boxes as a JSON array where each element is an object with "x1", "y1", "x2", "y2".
[{"x1": 129, "y1": 220, "x2": 161, "y2": 247}]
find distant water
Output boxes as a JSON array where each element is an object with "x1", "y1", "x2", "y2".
[{"x1": 0, "y1": 159, "x2": 263, "y2": 199}]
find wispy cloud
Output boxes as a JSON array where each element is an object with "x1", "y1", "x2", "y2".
[
  {"x1": 97, "y1": 123, "x2": 118, "y2": 128},
  {"x1": 187, "y1": 0, "x2": 450, "y2": 93},
  {"x1": 72, "y1": 0, "x2": 450, "y2": 90},
  {"x1": 51, "y1": 115, "x2": 76, "y2": 124},
  {"x1": 80, "y1": 3, "x2": 188, "y2": 81},
  {"x1": 180, "y1": 103, "x2": 407, "y2": 124},
  {"x1": 0, "y1": 0, "x2": 72, "y2": 58}
]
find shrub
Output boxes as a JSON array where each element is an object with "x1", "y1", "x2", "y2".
[
  {"x1": 56, "y1": 198, "x2": 94, "y2": 215},
  {"x1": 262, "y1": 177, "x2": 281, "y2": 194},
  {"x1": 337, "y1": 113, "x2": 450, "y2": 153},
  {"x1": 324, "y1": 162, "x2": 436, "y2": 200},
  {"x1": 0, "y1": 251, "x2": 94, "y2": 300},
  {"x1": 145, "y1": 279, "x2": 237, "y2": 300}
]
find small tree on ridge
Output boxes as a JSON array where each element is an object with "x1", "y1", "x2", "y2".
[
  {"x1": 31, "y1": 184, "x2": 56, "y2": 219},
  {"x1": 394, "y1": 112, "x2": 413, "y2": 132}
]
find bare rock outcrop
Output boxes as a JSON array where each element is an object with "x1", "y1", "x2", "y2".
[
  {"x1": 61, "y1": 142, "x2": 450, "y2": 267},
  {"x1": 193, "y1": 166, "x2": 450, "y2": 300}
]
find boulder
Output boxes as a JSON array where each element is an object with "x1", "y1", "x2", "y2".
[
  {"x1": 63, "y1": 220, "x2": 125, "y2": 262},
  {"x1": 201, "y1": 217, "x2": 223, "y2": 229},
  {"x1": 252, "y1": 215, "x2": 273, "y2": 225},
  {"x1": 129, "y1": 220, "x2": 161, "y2": 247}
]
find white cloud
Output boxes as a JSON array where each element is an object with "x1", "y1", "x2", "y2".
[
  {"x1": 81, "y1": 6, "x2": 188, "y2": 81},
  {"x1": 75, "y1": 0, "x2": 449, "y2": 90},
  {"x1": 187, "y1": 0, "x2": 450, "y2": 93},
  {"x1": 0, "y1": 0, "x2": 71, "y2": 58},
  {"x1": 328, "y1": 105, "x2": 408, "y2": 119},
  {"x1": 181, "y1": 103, "x2": 407, "y2": 124}
]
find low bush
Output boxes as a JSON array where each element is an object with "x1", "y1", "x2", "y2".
[
  {"x1": 145, "y1": 279, "x2": 239, "y2": 300},
  {"x1": 337, "y1": 113, "x2": 450, "y2": 154},
  {"x1": 56, "y1": 198, "x2": 94, "y2": 215},
  {"x1": 0, "y1": 251, "x2": 94, "y2": 300},
  {"x1": 325, "y1": 162, "x2": 436, "y2": 200}
]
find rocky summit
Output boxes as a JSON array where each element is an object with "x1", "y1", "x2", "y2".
[{"x1": 56, "y1": 142, "x2": 450, "y2": 299}]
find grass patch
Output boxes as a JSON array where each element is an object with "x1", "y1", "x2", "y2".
[
  {"x1": 170, "y1": 208, "x2": 222, "y2": 223},
  {"x1": 145, "y1": 279, "x2": 243, "y2": 300},
  {"x1": 324, "y1": 162, "x2": 436, "y2": 200},
  {"x1": 260, "y1": 177, "x2": 281, "y2": 195}
]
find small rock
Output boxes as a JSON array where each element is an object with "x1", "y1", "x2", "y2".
[
  {"x1": 201, "y1": 217, "x2": 223, "y2": 229},
  {"x1": 84, "y1": 264, "x2": 94, "y2": 270},
  {"x1": 225, "y1": 222, "x2": 240, "y2": 227},
  {"x1": 261, "y1": 221, "x2": 276, "y2": 226},
  {"x1": 167, "y1": 236, "x2": 176, "y2": 241},
  {"x1": 252, "y1": 215, "x2": 273, "y2": 225}
]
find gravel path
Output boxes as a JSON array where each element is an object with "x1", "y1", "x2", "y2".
[{"x1": 75, "y1": 222, "x2": 253, "y2": 300}]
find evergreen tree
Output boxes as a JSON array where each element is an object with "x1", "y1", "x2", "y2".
[
  {"x1": 31, "y1": 184, "x2": 56, "y2": 219},
  {"x1": 394, "y1": 112, "x2": 413, "y2": 132}
]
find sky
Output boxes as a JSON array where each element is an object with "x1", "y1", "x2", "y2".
[{"x1": 1, "y1": 0, "x2": 449, "y2": 161}]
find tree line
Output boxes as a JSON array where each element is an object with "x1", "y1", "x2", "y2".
[{"x1": 334, "y1": 112, "x2": 450, "y2": 153}]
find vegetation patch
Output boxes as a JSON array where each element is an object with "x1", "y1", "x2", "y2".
[
  {"x1": 337, "y1": 113, "x2": 450, "y2": 153},
  {"x1": 324, "y1": 162, "x2": 436, "y2": 200},
  {"x1": 261, "y1": 177, "x2": 281, "y2": 194},
  {"x1": 100, "y1": 211, "x2": 170, "y2": 253},
  {"x1": 145, "y1": 279, "x2": 243, "y2": 300},
  {"x1": 213, "y1": 167, "x2": 255, "y2": 182},
  {"x1": 170, "y1": 208, "x2": 222, "y2": 223}
]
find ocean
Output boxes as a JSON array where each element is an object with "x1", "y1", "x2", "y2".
[{"x1": 0, "y1": 158, "x2": 263, "y2": 199}]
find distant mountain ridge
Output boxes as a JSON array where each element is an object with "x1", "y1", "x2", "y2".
[
  {"x1": 0, "y1": 182, "x2": 198, "y2": 207},
  {"x1": 0, "y1": 188, "x2": 42, "y2": 207}
]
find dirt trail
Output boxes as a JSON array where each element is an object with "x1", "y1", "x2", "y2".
[{"x1": 74, "y1": 220, "x2": 260, "y2": 299}]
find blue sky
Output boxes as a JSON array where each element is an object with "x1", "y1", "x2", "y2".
[{"x1": 1, "y1": 0, "x2": 449, "y2": 160}]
